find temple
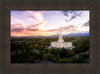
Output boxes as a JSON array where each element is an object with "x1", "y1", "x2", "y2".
[{"x1": 51, "y1": 25, "x2": 72, "y2": 48}]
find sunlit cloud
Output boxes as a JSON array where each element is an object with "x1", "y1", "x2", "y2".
[
  {"x1": 24, "y1": 11, "x2": 46, "y2": 22},
  {"x1": 25, "y1": 21, "x2": 48, "y2": 30},
  {"x1": 25, "y1": 15, "x2": 38, "y2": 24},
  {"x1": 11, "y1": 18, "x2": 27, "y2": 27},
  {"x1": 11, "y1": 28, "x2": 56, "y2": 37}
]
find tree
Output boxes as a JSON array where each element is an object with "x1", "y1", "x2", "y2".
[
  {"x1": 56, "y1": 55, "x2": 60, "y2": 60},
  {"x1": 48, "y1": 47, "x2": 60, "y2": 57},
  {"x1": 73, "y1": 48, "x2": 79, "y2": 54},
  {"x1": 29, "y1": 44, "x2": 34, "y2": 51},
  {"x1": 38, "y1": 45, "x2": 44, "y2": 50},
  {"x1": 34, "y1": 43, "x2": 38, "y2": 48},
  {"x1": 25, "y1": 44, "x2": 30, "y2": 52},
  {"x1": 72, "y1": 56, "x2": 78, "y2": 63},
  {"x1": 66, "y1": 49, "x2": 75, "y2": 57},
  {"x1": 56, "y1": 58, "x2": 71, "y2": 63},
  {"x1": 44, "y1": 48, "x2": 48, "y2": 53},
  {"x1": 15, "y1": 48, "x2": 19, "y2": 54},
  {"x1": 21, "y1": 45, "x2": 25, "y2": 53},
  {"x1": 79, "y1": 53, "x2": 89, "y2": 58},
  {"x1": 33, "y1": 52, "x2": 38, "y2": 59},
  {"x1": 27, "y1": 56, "x2": 35, "y2": 63},
  {"x1": 60, "y1": 48, "x2": 67, "y2": 58},
  {"x1": 43, "y1": 53, "x2": 56, "y2": 62},
  {"x1": 39, "y1": 50, "x2": 44, "y2": 60},
  {"x1": 72, "y1": 41, "x2": 79, "y2": 46},
  {"x1": 48, "y1": 47, "x2": 56, "y2": 55},
  {"x1": 78, "y1": 54, "x2": 84, "y2": 63}
]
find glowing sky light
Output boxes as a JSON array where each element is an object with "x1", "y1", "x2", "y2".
[{"x1": 11, "y1": 10, "x2": 89, "y2": 37}]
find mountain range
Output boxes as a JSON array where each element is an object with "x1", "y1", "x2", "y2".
[{"x1": 11, "y1": 32, "x2": 89, "y2": 38}]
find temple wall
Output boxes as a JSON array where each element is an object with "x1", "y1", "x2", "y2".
[{"x1": 51, "y1": 42, "x2": 72, "y2": 48}]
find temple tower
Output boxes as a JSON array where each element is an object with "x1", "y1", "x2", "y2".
[
  {"x1": 58, "y1": 25, "x2": 64, "y2": 42},
  {"x1": 51, "y1": 25, "x2": 72, "y2": 49}
]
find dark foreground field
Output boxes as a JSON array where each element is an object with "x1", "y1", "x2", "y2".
[{"x1": 11, "y1": 36, "x2": 89, "y2": 63}]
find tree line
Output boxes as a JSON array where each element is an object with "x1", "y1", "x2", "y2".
[{"x1": 11, "y1": 36, "x2": 89, "y2": 63}]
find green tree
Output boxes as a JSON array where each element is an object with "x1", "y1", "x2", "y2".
[
  {"x1": 43, "y1": 53, "x2": 56, "y2": 62},
  {"x1": 79, "y1": 53, "x2": 89, "y2": 58},
  {"x1": 48, "y1": 47, "x2": 55, "y2": 54},
  {"x1": 56, "y1": 55, "x2": 60, "y2": 60},
  {"x1": 72, "y1": 56, "x2": 78, "y2": 63},
  {"x1": 66, "y1": 49, "x2": 75, "y2": 57},
  {"x1": 29, "y1": 44, "x2": 34, "y2": 51},
  {"x1": 15, "y1": 48, "x2": 19, "y2": 54},
  {"x1": 60, "y1": 48, "x2": 67, "y2": 58},
  {"x1": 48, "y1": 47, "x2": 60, "y2": 57},
  {"x1": 38, "y1": 45, "x2": 44, "y2": 50},
  {"x1": 21, "y1": 45, "x2": 25, "y2": 53},
  {"x1": 56, "y1": 58, "x2": 71, "y2": 63},
  {"x1": 39, "y1": 50, "x2": 44, "y2": 60}
]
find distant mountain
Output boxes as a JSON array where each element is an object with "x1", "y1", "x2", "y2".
[
  {"x1": 45, "y1": 32, "x2": 89, "y2": 37},
  {"x1": 11, "y1": 36, "x2": 45, "y2": 38},
  {"x1": 63, "y1": 32, "x2": 89, "y2": 37},
  {"x1": 11, "y1": 32, "x2": 89, "y2": 38}
]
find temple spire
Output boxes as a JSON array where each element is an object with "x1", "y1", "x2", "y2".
[{"x1": 58, "y1": 25, "x2": 64, "y2": 42}]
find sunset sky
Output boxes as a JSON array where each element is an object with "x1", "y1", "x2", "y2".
[{"x1": 11, "y1": 10, "x2": 89, "y2": 37}]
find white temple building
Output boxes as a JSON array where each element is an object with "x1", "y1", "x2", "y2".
[{"x1": 51, "y1": 25, "x2": 72, "y2": 48}]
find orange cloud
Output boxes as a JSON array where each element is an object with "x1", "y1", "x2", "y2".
[
  {"x1": 12, "y1": 21, "x2": 89, "y2": 37},
  {"x1": 11, "y1": 29, "x2": 56, "y2": 37},
  {"x1": 11, "y1": 23, "x2": 25, "y2": 32},
  {"x1": 11, "y1": 23, "x2": 24, "y2": 28},
  {"x1": 25, "y1": 21, "x2": 47, "y2": 31},
  {"x1": 11, "y1": 21, "x2": 55, "y2": 37},
  {"x1": 11, "y1": 22, "x2": 78, "y2": 37}
]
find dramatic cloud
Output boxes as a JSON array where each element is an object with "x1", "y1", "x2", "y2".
[
  {"x1": 25, "y1": 21, "x2": 48, "y2": 30},
  {"x1": 11, "y1": 11, "x2": 89, "y2": 37},
  {"x1": 11, "y1": 23, "x2": 89, "y2": 37},
  {"x1": 11, "y1": 28, "x2": 24, "y2": 32},
  {"x1": 25, "y1": 15, "x2": 38, "y2": 24},
  {"x1": 24, "y1": 11, "x2": 47, "y2": 23},
  {"x1": 44, "y1": 25, "x2": 78, "y2": 35},
  {"x1": 62, "y1": 11, "x2": 83, "y2": 22},
  {"x1": 26, "y1": 21, "x2": 45, "y2": 28},
  {"x1": 62, "y1": 25, "x2": 77, "y2": 33},
  {"x1": 11, "y1": 22, "x2": 55, "y2": 36},
  {"x1": 11, "y1": 17, "x2": 27, "y2": 27},
  {"x1": 83, "y1": 21, "x2": 89, "y2": 26},
  {"x1": 25, "y1": 28, "x2": 40, "y2": 31},
  {"x1": 11, "y1": 23, "x2": 24, "y2": 28},
  {"x1": 11, "y1": 23, "x2": 25, "y2": 32}
]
